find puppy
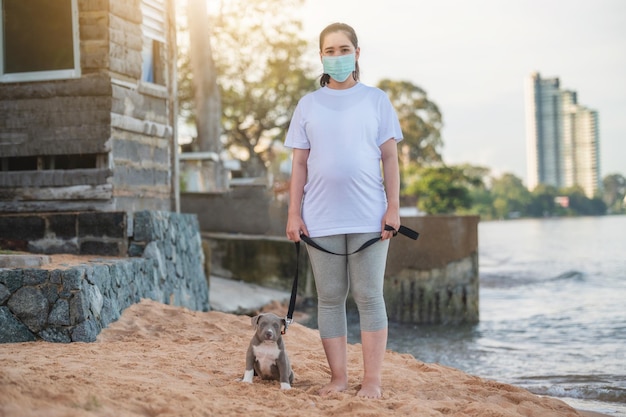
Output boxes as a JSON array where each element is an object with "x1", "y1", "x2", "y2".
[{"x1": 242, "y1": 313, "x2": 294, "y2": 390}]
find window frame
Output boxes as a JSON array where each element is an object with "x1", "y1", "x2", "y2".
[
  {"x1": 0, "y1": 0, "x2": 81, "y2": 83},
  {"x1": 140, "y1": 0, "x2": 167, "y2": 88}
]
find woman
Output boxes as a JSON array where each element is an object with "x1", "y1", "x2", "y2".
[{"x1": 285, "y1": 22, "x2": 403, "y2": 399}]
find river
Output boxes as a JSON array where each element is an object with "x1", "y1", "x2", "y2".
[{"x1": 341, "y1": 215, "x2": 626, "y2": 415}]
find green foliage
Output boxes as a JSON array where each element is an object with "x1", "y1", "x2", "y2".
[
  {"x1": 401, "y1": 163, "x2": 613, "y2": 218},
  {"x1": 560, "y1": 185, "x2": 607, "y2": 216},
  {"x1": 178, "y1": 0, "x2": 317, "y2": 176},
  {"x1": 527, "y1": 184, "x2": 560, "y2": 217},
  {"x1": 405, "y1": 165, "x2": 475, "y2": 214},
  {"x1": 602, "y1": 173, "x2": 626, "y2": 214},
  {"x1": 377, "y1": 79, "x2": 443, "y2": 166},
  {"x1": 465, "y1": 186, "x2": 495, "y2": 218},
  {"x1": 489, "y1": 173, "x2": 532, "y2": 218}
]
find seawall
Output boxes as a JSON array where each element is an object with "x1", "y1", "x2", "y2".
[
  {"x1": 203, "y1": 212, "x2": 479, "y2": 325},
  {"x1": 0, "y1": 211, "x2": 208, "y2": 343}
]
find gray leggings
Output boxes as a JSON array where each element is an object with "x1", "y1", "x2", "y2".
[{"x1": 305, "y1": 233, "x2": 390, "y2": 339}]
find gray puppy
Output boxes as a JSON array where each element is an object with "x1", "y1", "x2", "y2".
[{"x1": 242, "y1": 313, "x2": 294, "y2": 390}]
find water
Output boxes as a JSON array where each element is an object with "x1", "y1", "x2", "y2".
[{"x1": 345, "y1": 215, "x2": 626, "y2": 416}]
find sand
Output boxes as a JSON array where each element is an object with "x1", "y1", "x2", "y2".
[{"x1": 0, "y1": 298, "x2": 610, "y2": 417}]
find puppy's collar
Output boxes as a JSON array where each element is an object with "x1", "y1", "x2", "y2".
[{"x1": 281, "y1": 317, "x2": 292, "y2": 335}]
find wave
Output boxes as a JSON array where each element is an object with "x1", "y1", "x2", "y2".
[
  {"x1": 520, "y1": 373, "x2": 626, "y2": 404},
  {"x1": 480, "y1": 270, "x2": 585, "y2": 289},
  {"x1": 524, "y1": 382, "x2": 626, "y2": 404},
  {"x1": 549, "y1": 270, "x2": 585, "y2": 282}
]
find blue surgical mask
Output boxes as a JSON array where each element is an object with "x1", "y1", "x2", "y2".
[{"x1": 322, "y1": 53, "x2": 356, "y2": 83}]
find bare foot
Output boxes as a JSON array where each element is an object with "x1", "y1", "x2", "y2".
[
  {"x1": 356, "y1": 380, "x2": 382, "y2": 399},
  {"x1": 318, "y1": 379, "x2": 348, "y2": 396}
]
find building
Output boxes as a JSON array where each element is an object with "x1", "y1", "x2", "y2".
[
  {"x1": 524, "y1": 72, "x2": 601, "y2": 197},
  {"x1": 0, "y1": 0, "x2": 178, "y2": 215},
  {"x1": 0, "y1": 0, "x2": 179, "y2": 256}
]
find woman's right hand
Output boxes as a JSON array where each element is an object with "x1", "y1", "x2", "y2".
[{"x1": 286, "y1": 214, "x2": 308, "y2": 242}]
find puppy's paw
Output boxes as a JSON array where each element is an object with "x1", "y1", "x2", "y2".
[
  {"x1": 242, "y1": 369, "x2": 254, "y2": 383},
  {"x1": 280, "y1": 382, "x2": 291, "y2": 390}
]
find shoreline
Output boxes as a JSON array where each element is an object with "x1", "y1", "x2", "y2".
[
  {"x1": 0, "y1": 273, "x2": 616, "y2": 417},
  {"x1": 209, "y1": 276, "x2": 615, "y2": 417},
  {"x1": 0, "y1": 298, "x2": 615, "y2": 417}
]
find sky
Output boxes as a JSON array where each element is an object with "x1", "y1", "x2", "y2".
[{"x1": 297, "y1": 0, "x2": 626, "y2": 182}]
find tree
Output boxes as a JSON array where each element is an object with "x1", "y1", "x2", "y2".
[
  {"x1": 467, "y1": 186, "x2": 495, "y2": 218},
  {"x1": 377, "y1": 80, "x2": 443, "y2": 167},
  {"x1": 454, "y1": 164, "x2": 493, "y2": 218},
  {"x1": 602, "y1": 173, "x2": 626, "y2": 214},
  {"x1": 528, "y1": 184, "x2": 559, "y2": 217},
  {"x1": 405, "y1": 166, "x2": 474, "y2": 214},
  {"x1": 490, "y1": 173, "x2": 532, "y2": 219},
  {"x1": 186, "y1": 0, "x2": 221, "y2": 154},
  {"x1": 561, "y1": 185, "x2": 607, "y2": 216},
  {"x1": 178, "y1": 0, "x2": 317, "y2": 177}
]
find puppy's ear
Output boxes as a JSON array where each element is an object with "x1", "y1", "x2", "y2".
[{"x1": 251, "y1": 314, "x2": 262, "y2": 329}]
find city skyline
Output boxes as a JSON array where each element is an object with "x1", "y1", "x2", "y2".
[
  {"x1": 525, "y1": 72, "x2": 600, "y2": 197},
  {"x1": 299, "y1": 0, "x2": 626, "y2": 183}
]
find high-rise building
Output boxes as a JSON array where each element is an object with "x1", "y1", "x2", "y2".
[{"x1": 524, "y1": 72, "x2": 601, "y2": 197}]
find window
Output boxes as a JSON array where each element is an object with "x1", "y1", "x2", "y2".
[
  {"x1": 141, "y1": 0, "x2": 166, "y2": 86},
  {"x1": 0, "y1": 0, "x2": 80, "y2": 83},
  {"x1": 141, "y1": 38, "x2": 165, "y2": 85}
]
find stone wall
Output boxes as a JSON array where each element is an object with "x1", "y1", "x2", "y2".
[
  {"x1": 0, "y1": 211, "x2": 209, "y2": 343},
  {"x1": 384, "y1": 216, "x2": 479, "y2": 324}
]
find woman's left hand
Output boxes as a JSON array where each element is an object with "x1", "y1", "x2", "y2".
[{"x1": 381, "y1": 208, "x2": 401, "y2": 240}]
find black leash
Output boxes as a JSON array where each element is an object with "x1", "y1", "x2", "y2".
[
  {"x1": 282, "y1": 241, "x2": 301, "y2": 334},
  {"x1": 282, "y1": 225, "x2": 419, "y2": 334}
]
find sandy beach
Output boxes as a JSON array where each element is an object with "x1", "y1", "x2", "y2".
[{"x1": 0, "y1": 297, "x2": 610, "y2": 417}]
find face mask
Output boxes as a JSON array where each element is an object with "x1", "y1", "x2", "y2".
[{"x1": 322, "y1": 53, "x2": 355, "y2": 83}]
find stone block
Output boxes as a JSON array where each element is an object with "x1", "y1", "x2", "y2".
[
  {"x1": 71, "y1": 319, "x2": 99, "y2": 342},
  {"x1": 28, "y1": 239, "x2": 79, "y2": 255},
  {"x1": 23, "y1": 269, "x2": 49, "y2": 286},
  {"x1": 0, "y1": 306, "x2": 36, "y2": 343},
  {"x1": 127, "y1": 242, "x2": 145, "y2": 256},
  {"x1": 70, "y1": 293, "x2": 89, "y2": 326},
  {"x1": 41, "y1": 282, "x2": 60, "y2": 305},
  {"x1": 39, "y1": 326, "x2": 72, "y2": 343},
  {"x1": 62, "y1": 269, "x2": 84, "y2": 291},
  {"x1": 48, "y1": 214, "x2": 78, "y2": 239},
  {"x1": 0, "y1": 269, "x2": 23, "y2": 292},
  {"x1": 49, "y1": 269, "x2": 63, "y2": 284},
  {"x1": 0, "y1": 283, "x2": 10, "y2": 304},
  {"x1": 7, "y1": 287, "x2": 49, "y2": 333},
  {"x1": 48, "y1": 299, "x2": 70, "y2": 326},
  {"x1": 0, "y1": 216, "x2": 45, "y2": 240},
  {"x1": 133, "y1": 210, "x2": 165, "y2": 241},
  {"x1": 80, "y1": 240, "x2": 123, "y2": 256},
  {"x1": 78, "y1": 212, "x2": 126, "y2": 238}
]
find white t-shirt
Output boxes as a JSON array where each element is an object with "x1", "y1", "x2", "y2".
[{"x1": 285, "y1": 83, "x2": 403, "y2": 238}]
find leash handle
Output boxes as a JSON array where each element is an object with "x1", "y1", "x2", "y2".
[{"x1": 385, "y1": 224, "x2": 420, "y2": 240}]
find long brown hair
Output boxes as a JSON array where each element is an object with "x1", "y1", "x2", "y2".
[{"x1": 319, "y1": 23, "x2": 360, "y2": 87}]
